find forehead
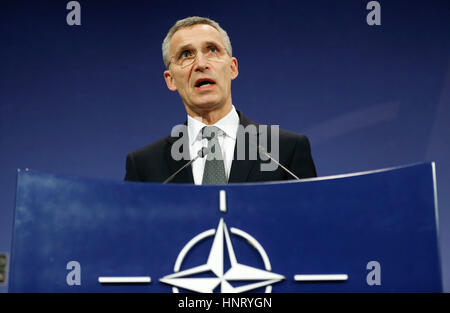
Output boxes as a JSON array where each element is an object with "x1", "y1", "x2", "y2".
[{"x1": 170, "y1": 24, "x2": 224, "y2": 53}]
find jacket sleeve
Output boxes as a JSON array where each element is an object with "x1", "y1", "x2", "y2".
[
  {"x1": 124, "y1": 152, "x2": 141, "y2": 181},
  {"x1": 289, "y1": 135, "x2": 317, "y2": 179}
]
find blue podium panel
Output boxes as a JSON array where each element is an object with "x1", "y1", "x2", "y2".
[{"x1": 9, "y1": 163, "x2": 441, "y2": 292}]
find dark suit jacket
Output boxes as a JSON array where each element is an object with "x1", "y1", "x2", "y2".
[{"x1": 125, "y1": 111, "x2": 317, "y2": 183}]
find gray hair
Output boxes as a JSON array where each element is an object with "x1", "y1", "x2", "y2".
[{"x1": 162, "y1": 16, "x2": 233, "y2": 69}]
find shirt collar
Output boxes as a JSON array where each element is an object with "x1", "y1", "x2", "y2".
[{"x1": 187, "y1": 105, "x2": 239, "y2": 146}]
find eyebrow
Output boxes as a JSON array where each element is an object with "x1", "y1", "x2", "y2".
[
  {"x1": 203, "y1": 41, "x2": 221, "y2": 48},
  {"x1": 174, "y1": 41, "x2": 222, "y2": 55},
  {"x1": 175, "y1": 44, "x2": 193, "y2": 55}
]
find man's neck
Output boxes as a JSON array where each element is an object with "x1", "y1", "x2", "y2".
[{"x1": 186, "y1": 103, "x2": 233, "y2": 125}]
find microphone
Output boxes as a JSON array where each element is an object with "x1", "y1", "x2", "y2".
[
  {"x1": 163, "y1": 147, "x2": 209, "y2": 184},
  {"x1": 257, "y1": 145, "x2": 301, "y2": 181}
]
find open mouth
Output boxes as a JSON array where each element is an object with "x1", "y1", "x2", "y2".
[{"x1": 194, "y1": 78, "x2": 216, "y2": 88}]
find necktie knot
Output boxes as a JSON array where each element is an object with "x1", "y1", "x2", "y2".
[{"x1": 202, "y1": 126, "x2": 223, "y2": 141}]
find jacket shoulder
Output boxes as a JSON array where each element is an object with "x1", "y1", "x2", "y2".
[
  {"x1": 124, "y1": 136, "x2": 172, "y2": 182},
  {"x1": 278, "y1": 128, "x2": 309, "y2": 142},
  {"x1": 128, "y1": 136, "x2": 170, "y2": 160}
]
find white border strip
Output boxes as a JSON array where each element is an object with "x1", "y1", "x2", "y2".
[
  {"x1": 219, "y1": 190, "x2": 227, "y2": 212},
  {"x1": 98, "y1": 276, "x2": 151, "y2": 284},
  {"x1": 431, "y1": 162, "x2": 440, "y2": 234},
  {"x1": 294, "y1": 274, "x2": 348, "y2": 281}
]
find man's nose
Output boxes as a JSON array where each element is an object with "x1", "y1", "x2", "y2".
[{"x1": 193, "y1": 52, "x2": 210, "y2": 71}]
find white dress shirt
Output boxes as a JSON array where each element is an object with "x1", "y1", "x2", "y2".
[{"x1": 187, "y1": 105, "x2": 239, "y2": 185}]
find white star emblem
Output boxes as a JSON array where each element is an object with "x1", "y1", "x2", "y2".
[{"x1": 160, "y1": 218, "x2": 284, "y2": 293}]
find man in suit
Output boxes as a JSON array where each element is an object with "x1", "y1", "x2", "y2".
[{"x1": 125, "y1": 16, "x2": 316, "y2": 184}]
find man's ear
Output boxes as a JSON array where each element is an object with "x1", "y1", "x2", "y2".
[
  {"x1": 230, "y1": 57, "x2": 239, "y2": 80},
  {"x1": 164, "y1": 70, "x2": 177, "y2": 91}
]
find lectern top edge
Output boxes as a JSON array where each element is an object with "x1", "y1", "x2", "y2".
[{"x1": 16, "y1": 162, "x2": 434, "y2": 187}]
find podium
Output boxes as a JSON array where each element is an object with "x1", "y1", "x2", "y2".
[{"x1": 8, "y1": 163, "x2": 442, "y2": 292}]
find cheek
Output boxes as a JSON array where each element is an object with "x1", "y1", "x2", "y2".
[
  {"x1": 219, "y1": 67, "x2": 232, "y2": 89},
  {"x1": 175, "y1": 75, "x2": 191, "y2": 93},
  {"x1": 223, "y1": 73, "x2": 232, "y2": 91}
]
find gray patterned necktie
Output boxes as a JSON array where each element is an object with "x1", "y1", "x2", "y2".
[{"x1": 202, "y1": 126, "x2": 227, "y2": 185}]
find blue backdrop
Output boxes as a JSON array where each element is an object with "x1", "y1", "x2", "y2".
[{"x1": 1, "y1": 0, "x2": 449, "y2": 292}]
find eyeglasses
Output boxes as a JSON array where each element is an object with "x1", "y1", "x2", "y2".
[{"x1": 168, "y1": 45, "x2": 227, "y2": 68}]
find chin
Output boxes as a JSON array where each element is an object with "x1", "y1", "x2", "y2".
[{"x1": 193, "y1": 99, "x2": 223, "y2": 111}]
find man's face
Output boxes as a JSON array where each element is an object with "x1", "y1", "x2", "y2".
[{"x1": 164, "y1": 24, "x2": 238, "y2": 115}]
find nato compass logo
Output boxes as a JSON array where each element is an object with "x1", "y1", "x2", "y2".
[{"x1": 160, "y1": 218, "x2": 285, "y2": 293}]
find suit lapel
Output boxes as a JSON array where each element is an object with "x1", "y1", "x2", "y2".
[
  {"x1": 228, "y1": 111, "x2": 260, "y2": 183},
  {"x1": 164, "y1": 126, "x2": 194, "y2": 184}
]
